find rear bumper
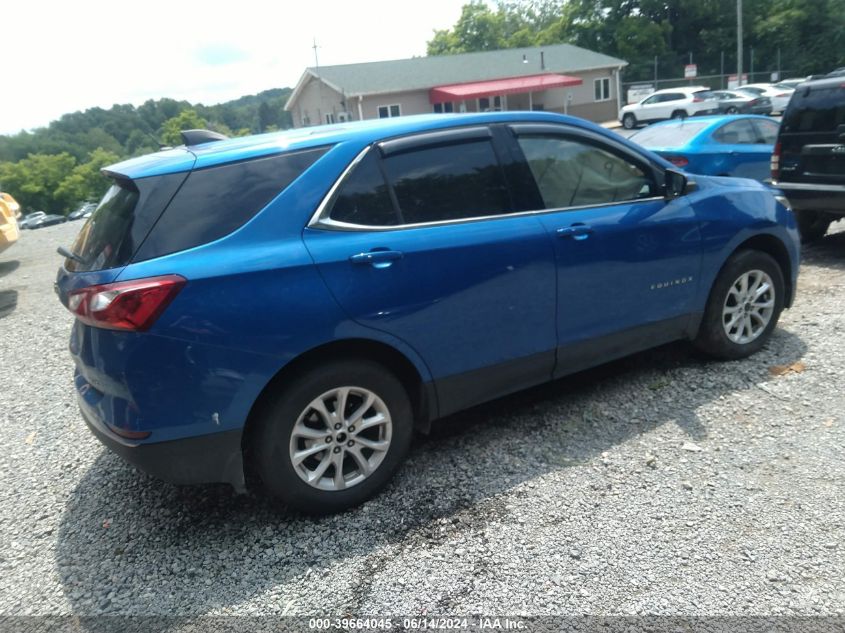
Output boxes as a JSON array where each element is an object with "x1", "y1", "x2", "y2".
[
  {"x1": 773, "y1": 181, "x2": 845, "y2": 214},
  {"x1": 79, "y1": 402, "x2": 246, "y2": 492}
]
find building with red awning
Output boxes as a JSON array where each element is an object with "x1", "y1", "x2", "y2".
[{"x1": 285, "y1": 43, "x2": 627, "y2": 127}]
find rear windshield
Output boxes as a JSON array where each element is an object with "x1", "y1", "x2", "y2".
[
  {"x1": 782, "y1": 85, "x2": 845, "y2": 133},
  {"x1": 67, "y1": 181, "x2": 140, "y2": 272},
  {"x1": 630, "y1": 121, "x2": 710, "y2": 148}
]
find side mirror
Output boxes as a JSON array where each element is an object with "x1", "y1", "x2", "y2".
[{"x1": 664, "y1": 169, "x2": 688, "y2": 200}]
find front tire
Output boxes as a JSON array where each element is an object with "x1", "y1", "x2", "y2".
[
  {"x1": 253, "y1": 360, "x2": 413, "y2": 513},
  {"x1": 671, "y1": 110, "x2": 688, "y2": 120},
  {"x1": 694, "y1": 250, "x2": 785, "y2": 360},
  {"x1": 726, "y1": 106, "x2": 739, "y2": 114},
  {"x1": 622, "y1": 113, "x2": 637, "y2": 129}
]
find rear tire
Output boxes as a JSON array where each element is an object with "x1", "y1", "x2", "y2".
[
  {"x1": 671, "y1": 110, "x2": 688, "y2": 120},
  {"x1": 795, "y1": 210, "x2": 832, "y2": 243},
  {"x1": 253, "y1": 360, "x2": 413, "y2": 514},
  {"x1": 622, "y1": 113, "x2": 637, "y2": 129},
  {"x1": 726, "y1": 106, "x2": 739, "y2": 114},
  {"x1": 694, "y1": 250, "x2": 785, "y2": 360}
]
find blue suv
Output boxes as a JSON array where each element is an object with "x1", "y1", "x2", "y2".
[{"x1": 56, "y1": 113, "x2": 799, "y2": 513}]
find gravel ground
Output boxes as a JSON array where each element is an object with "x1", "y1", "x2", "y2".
[{"x1": 0, "y1": 221, "x2": 844, "y2": 618}]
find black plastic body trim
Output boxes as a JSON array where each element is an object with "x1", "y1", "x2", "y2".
[
  {"x1": 378, "y1": 126, "x2": 492, "y2": 157},
  {"x1": 434, "y1": 315, "x2": 695, "y2": 418},
  {"x1": 80, "y1": 406, "x2": 246, "y2": 492},
  {"x1": 180, "y1": 129, "x2": 229, "y2": 146}
]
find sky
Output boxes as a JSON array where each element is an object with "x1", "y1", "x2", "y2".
[{"x1": 0, "y1": 0, "x2": 466, "y2": 135}]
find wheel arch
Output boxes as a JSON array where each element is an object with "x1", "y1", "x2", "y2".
[
  {"x1": 242, "y1": 338, "x2": 436, "y2": 463},
  {"x1": 730, "y1": 233, "x2": 795, "y2": 308}
]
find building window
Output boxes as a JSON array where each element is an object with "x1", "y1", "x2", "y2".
[
  {"x1": 478, "y1": 95, "x2": 502, "y2": 112},
  {"x1": 594, "y1": 77, "x2": 611, "y2": 102},
  {"x1": 378, "y1": 104, "x2": 401, "y2": 118},
  {"x1": 325, "y1": 113, "x2": 336, "y2": 125},
  {"x1": 433, "y1": 102, "x2": 454, "y2": 114}
]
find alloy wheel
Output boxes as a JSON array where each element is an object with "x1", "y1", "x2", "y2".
[
  {"x1": 289, "y1": 386, "x2": 392, "y2": 491},
  {"x1": 722, "y1": 269, "x2": 776, "y2": 344}
]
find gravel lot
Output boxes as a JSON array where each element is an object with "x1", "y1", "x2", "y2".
[{"x1": 0, "y1": 220, "x2": 844, "y2": 618}]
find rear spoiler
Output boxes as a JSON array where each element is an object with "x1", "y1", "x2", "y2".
[{"x1": 180, "y1": 129, "x2": 228, "y2": 146}]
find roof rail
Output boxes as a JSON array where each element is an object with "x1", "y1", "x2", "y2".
[{"x1": 180, "y1": 129, "x2": 229, "y2": 146}]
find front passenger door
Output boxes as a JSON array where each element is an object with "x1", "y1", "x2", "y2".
[{"x1": 508, "y1": 124, "x2": 702, "y2": 376}]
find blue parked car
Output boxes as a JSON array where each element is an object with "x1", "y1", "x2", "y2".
[
  {"x1": 56, "y1": 113, "x2": 799, "y2": 513},
  {"x1": 629, "y1": 115, "x2": 780, "y2": 181}
]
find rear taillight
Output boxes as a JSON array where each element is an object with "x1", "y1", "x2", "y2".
[
  {"x1": 776, "y1": 93, "x2": 789, "y2": 98},
  {"x1": 667, "y1": 156, "x2": 689, "y2": 168},
  {"x1": 771, "y1": 142, "x2": 781, "y2": 181},
  {"x1": 66, "y1": 275, "x2": 186, "y2": 331},
  {"x1": 750, "y1": 98, "x2": 760, "y2": 105},
  {"x1": 692, "y1": 97, "x2": 703, "y2": 103}
]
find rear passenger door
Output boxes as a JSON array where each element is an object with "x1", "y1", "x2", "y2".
[
  {"x1": 303, "y1": 127, "x2": 558, "y2": 416},
  {"x1": 507, "y1": 124, "x2": 701, "y2": 376}
]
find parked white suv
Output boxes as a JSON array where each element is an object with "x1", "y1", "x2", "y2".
[{"x1": 619, "y1": 86, "x2": 717, "y2": 129}]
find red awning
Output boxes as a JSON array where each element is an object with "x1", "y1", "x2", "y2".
[{"x1": 429, "y1": 73, "x2": 583, "y2": 104}]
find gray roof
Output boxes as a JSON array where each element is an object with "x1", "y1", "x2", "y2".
[{"x1": 298, "y1": 43, "x2": 626, "y2": 98}]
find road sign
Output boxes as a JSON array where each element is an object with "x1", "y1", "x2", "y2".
[
  {"x1": 728, "y1": 73, "x2": 749, "y2": 89},
  {"x1": 684, "y1": 64, "x2": 698, "y2": 79}
]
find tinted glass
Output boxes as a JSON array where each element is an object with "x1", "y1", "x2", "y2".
[
  {"x1": 67, "y1": 172, "x2": 188, "y2": 272},
  {"x1": 134, "y1": 147, "x2": 328, "y2": 261},
  {"x1": 517, "y1": 135, "x2": 656, "y2": 208},
  {"x1": 329, "y1": 151, "x2": 397, "y2": 226},
  {"x1": 783, "y1": 85, "x2": 845, "y2": 133},
  {"x1": 631, "y1": 121, "x2": 710, "y2": 147},
  {"x1": 67, "y1": 182, "x2": 139, "y2": 271},
  {"x1": 642, "y1": 95, "x2": 660, "y2": 104},
  {"x1": 752, "y1": 118, "x2": 780, "y2": 144},
  {"x1": 663, "y1": 93, "x2": 685, "y2": 102},
  {"x1": 381, "y1": 140, "x2": 510, "y2": 224},
  {"x1": 738, "y1": 87, "x2": 764, "y2": 96},
  {"x1": 713, "y1": 119, "x2": 759, "y2": 144}
]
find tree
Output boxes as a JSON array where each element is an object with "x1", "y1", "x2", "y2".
[
  {"x1": 0, "y1": 153, "x2": 76, "y2": 213},
  {"x1": 158, "y1": 109, "x2": 209, "y2": 147},
  {"x1": 55, "y1": 148, "x2": 121, "y2": 209}
]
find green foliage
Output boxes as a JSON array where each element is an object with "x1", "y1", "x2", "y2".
[
  {"x1": 0, "y1": 88, "x2": 294, "y2": 212},
  {"x1": 159, "y1": 109, "x2": 209, "y2": 146},
  {"x1": 0, "y1": 153, "x2": 76, "y2": 213},
  {"x1": 54, "y1": 148, "x2": 122, "y2": 209},
  {"x1": 428, "y1": 0, "x2": 845, "y2": 82}
]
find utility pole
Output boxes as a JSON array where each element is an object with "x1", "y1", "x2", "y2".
[
  {"x1": 721, "y1": 51, "x2": 725, "y2": 89},
  {"x1": 654, "y1": 55, "x2": 658, "y2": 87},
  {"x1": 750, "y1": 47, "x2": 754, "y2": 83},
  {"x1": 737, "y1": 0, "x2": 744, "y2": 86},
  {"x1": 313, "y1": 38, "x2": 324, "y2": 126}
]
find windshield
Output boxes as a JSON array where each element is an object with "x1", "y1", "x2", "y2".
[{"x1": 630, "y1": 121, "x2": 711, "y2": 147}]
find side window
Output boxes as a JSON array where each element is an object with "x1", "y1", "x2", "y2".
[
  {"x1": 713, "y1": 120, "x2": 759, "y2": 144},
  {"x1": 752, "y1": 119, "x2": 780, "y2": 144},
  {"x1": 135, "y1": 147, "x2": 329, "y2": 261},
  {"x1": 381, "y1": 140, "x2": 511, "y2": 224},
  {"x1": 642, "y1": 95, "x2": 660, "y2": 105},
  {"x1": 328, "y1": 151, "x2": 398, "y2": 226},
  {"x1": 663, "y1": 93, "x2": 684, "y2": 102},
  {"x1": 516, "y1": 135, "x2": 657, "y2": 209}
]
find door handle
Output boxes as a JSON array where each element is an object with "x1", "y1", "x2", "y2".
[
  {"x1": 349, "y1": 250, "x2": 404, "y2": 267},
  {"x1": 556, "y1": 224, "x2": 594, "y2": 241}
]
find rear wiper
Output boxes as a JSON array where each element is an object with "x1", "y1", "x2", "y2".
[{"x1": 57, "y1": 246, "x2": 87, "y2": 265}]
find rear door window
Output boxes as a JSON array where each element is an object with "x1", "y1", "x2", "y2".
[
  {"x1": 328, "y1": 152, "x2": 398, "y2": 226},
  {"x1": 380, "y1": 139, "x2": 511, "y2": 224},
  {"x1": 751, "y1": 118, "x2": 780, "y2": 144},
  {"x1": 712, "y1": 120, "x2": 759, "y2": 144}
]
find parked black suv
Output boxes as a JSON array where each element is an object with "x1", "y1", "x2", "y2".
[{"x1": 771, "y1": 75, "x2": 845, "y2": 241}]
